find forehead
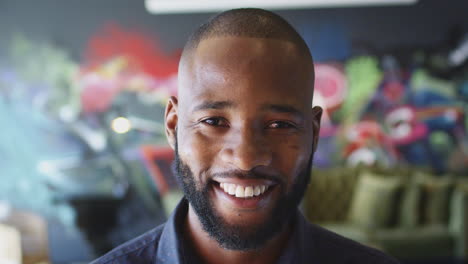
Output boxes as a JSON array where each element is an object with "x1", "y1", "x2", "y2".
[
  {"x1": 194, "y1": 36, "x2": 301, "y2": 67},
  {"x1": 179, "y1": 36, "x2": 313, "y2": 111}
]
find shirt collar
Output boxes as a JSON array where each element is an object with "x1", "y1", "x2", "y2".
[{"x1": 155, "y1": 198, "x2": 188, "y2": 264}]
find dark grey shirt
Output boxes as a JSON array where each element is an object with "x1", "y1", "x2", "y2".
[{"x1": 91, "y1": 199, "x2": 399, "y2": 264}]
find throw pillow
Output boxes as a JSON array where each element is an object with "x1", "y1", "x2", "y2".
[
  {"x1": 348, "y1": 172, "x2": 403, "y2": 229},
  {"x1": 417, "y1": 175, "x2": 453, "y2": 225},
  {"x1": 399, "y1": 179, "x2": 423, "y2": 228}
]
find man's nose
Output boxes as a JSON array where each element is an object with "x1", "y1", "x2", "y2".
[{"x1": 219, "y1": 128, "x2": 272, "y2": 171}]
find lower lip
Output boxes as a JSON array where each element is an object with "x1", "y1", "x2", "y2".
[{"x1": 211, "y1": 182, "x2": 275, "y2": 209}]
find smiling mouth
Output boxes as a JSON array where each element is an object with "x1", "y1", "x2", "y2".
[
  {"x1": 219, "y1": 182, "x2": 269, "y2": 198},
  {"x1": 210, "y1": 177, "x2": 278, "y2": 209}
]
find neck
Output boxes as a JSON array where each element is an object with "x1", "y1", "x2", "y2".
[{"x1": 184, "y1": 204, "x2": 293, "y2": 264}]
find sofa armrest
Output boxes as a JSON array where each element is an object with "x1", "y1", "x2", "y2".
[{"x1": 449, "y1": 182, "x2": 468, "y2": 259}]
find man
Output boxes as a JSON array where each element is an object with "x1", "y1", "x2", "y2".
[{"x1": 92, "y1": 8, "x2": 399, "y2": 264}]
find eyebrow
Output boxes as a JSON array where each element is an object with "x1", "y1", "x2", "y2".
[
  {"x1": 261, "y1": 104, "x2": 305, "y2": 120},
  {"x1": 192, "y1": 101, "x2": 304, "y2": 119},
  {"x1": 193, "y1": 100, "x2": 235, "y2": 111}
]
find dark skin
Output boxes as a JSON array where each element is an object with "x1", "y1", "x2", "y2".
[{"x1": 165, "y1": 36, "x2": 322, "y2": 264}]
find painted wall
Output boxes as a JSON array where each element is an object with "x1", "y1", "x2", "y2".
[{"x1": 1, "y1": 0, "x2": 467, "y2": 60}]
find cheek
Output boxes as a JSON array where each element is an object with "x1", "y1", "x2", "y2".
[
  {"x1": 178, "y1": 130, "x2": 219, "y2": 181},
  {"x1": 271, "y1": 135, "x2": 312, "y2": 185}
]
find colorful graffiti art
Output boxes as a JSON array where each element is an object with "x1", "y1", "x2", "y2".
[
  {"x1": 0, "y1": 24, "x2": 181, "y2": 226},
  {"x1": 314, "y1": 53, "x2": 468, "y2": 174}
]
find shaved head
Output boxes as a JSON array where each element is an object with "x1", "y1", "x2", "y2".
[{"x1": 180, "y1": 8, "x2": 313, "y2": 74}]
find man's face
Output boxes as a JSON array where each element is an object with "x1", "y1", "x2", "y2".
[{"x1": 167, "y1": 36, "x2": 321, "y2": 250}]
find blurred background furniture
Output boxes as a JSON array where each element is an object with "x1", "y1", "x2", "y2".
[
  {"x1": 302, "y1": 167, "x2": 468, "y2": 263},
  {"x1": 0, "y1": 223, "x2": 22, "y2": 264},
  {"x1": 0, "y1": 204, "x2": 49, "y2": 264}
]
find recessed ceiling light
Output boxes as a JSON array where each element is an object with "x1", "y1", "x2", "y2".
[{"x1": 145, "y1": 0, "x2": 418, "y2": 14}]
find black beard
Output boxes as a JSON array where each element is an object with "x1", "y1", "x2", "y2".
[{"x1": 173, "y1": 137, "x2": 313, "y2": 251}]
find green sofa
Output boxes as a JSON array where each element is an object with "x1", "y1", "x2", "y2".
[{"x1": 302, "y1": 167, "x2": 468, "y2": 262}]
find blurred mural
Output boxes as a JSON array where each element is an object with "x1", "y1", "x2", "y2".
[
  {"x1": 0, "y1": 24, "x2": 180, "y2": 261},
  {"x1": 313, "y1": 52, "x2": 468, "y2": 173}
]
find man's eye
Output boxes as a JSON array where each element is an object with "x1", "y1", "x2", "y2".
[
  {"x1": 267, "y1": 121, "x2": 296, "y2": 129},
  {"x1": 201, "y1": 117, "x2": 229, "y2": 127}
]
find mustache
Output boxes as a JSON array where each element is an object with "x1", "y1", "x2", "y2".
[{"x1": 209, "y1": 170, "x2": 284, "y2": 185}]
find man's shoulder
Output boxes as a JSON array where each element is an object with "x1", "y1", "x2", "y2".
[
  {"x1": 304, "y1": 222, "x2": 400, "y2": 264},
  {"x1": 90, "y1": 223, "x2": 166, "y2": 264}
]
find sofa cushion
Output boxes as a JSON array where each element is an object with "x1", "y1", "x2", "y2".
[
  {"x1": 348, "y1": 173, "x2": 403, "y2": 229},
  {"x1": 399, "y1": 177, "x2": 423, "y2": 228},
  {"x1": 417, "y1": 175, "x2": 454, "y2": 226},
  {"x1": 303, "y1": 168, "x2": 358, "y2": 223},
  {"x1": 374, "y1": 225, "x2": 453, "y2": 259}
]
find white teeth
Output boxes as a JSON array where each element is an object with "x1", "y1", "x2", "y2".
[
  {"x1": 254, "y1": 186, "x2": 261, "y2": 196},
  {"x1": 235, "y1": 186, "x2": 245, "y2": 197},
  {"x1": 218, "y1": 183, "x2": 269, "y2": 198},
  {"x1": 228, "y1": 184, "x2": 236, "y2": 195},
  {"x1": 245, "y1": 186, "x2": 254, "y2": 197}
]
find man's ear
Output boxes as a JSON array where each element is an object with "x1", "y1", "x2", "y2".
[
  {"x1": 165, "y1": 96, "x2": 178, "y2": 149},
  {"x1": 311, "y1": 106, "x2": 322, "y2": 153}
]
